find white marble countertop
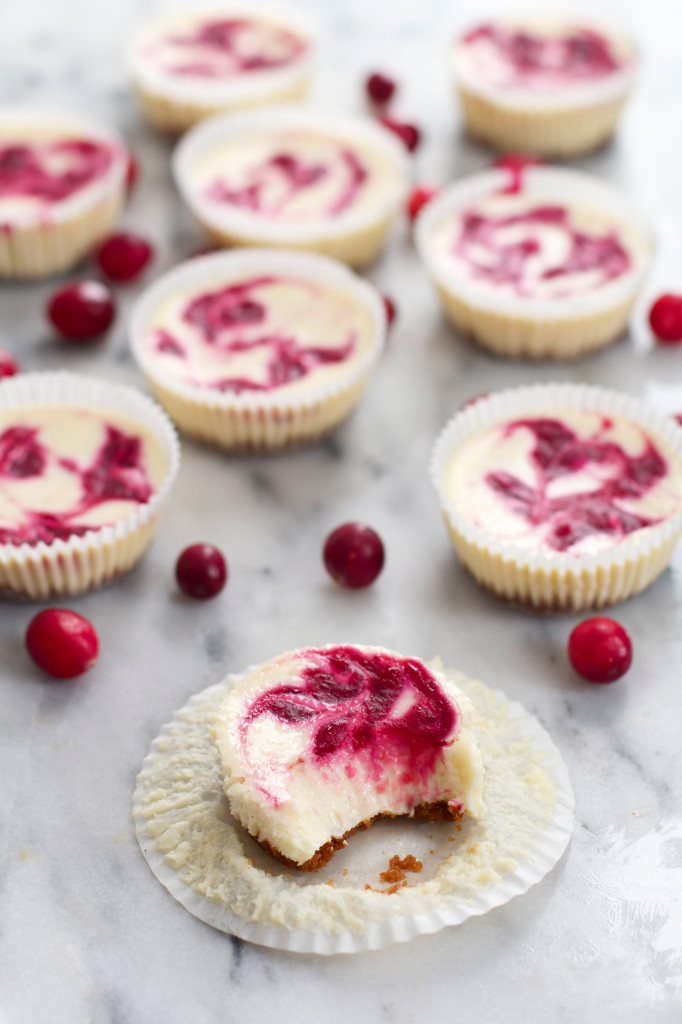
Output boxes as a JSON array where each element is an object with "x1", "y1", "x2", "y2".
[{"x1": 2, "y1": 0, "x2": 682, "y2": 1020}]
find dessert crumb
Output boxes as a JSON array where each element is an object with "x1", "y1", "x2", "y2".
[
  {"x1": 380, "y1": 854, "x2": 423, "y2": 884},
  {"x1": 326, "y1": 879, "x2": 335, "y2": 888},
  {"x1": 466, "y1": 844, "x2": 479, "y2": 855}
]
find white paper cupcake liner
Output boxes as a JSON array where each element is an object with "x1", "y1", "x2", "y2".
[
  {"x1": 416, "y1": 167, "x2": 652, "y2": 359},
  {"x1": 130, "y1": 3, "x2": 316, "y2": 133},
  {"x1": 129, "y1": 248, "x2": 387, "y2": 450},
  {"x1": 133, "y1": 662, "x2": 574, "y2": 955},
  {"x1": 430, "y1": 383, "x2": 682, "y2": 610},
  {"x1": 173, "y1": 105, "x2": 410, "y2": 268},
  {"x1": 0, "y1": 108, "x2": 128, "y2": 279},
  {"x1": 0, "y1": 372, "x2": 180, "y2": 600}
]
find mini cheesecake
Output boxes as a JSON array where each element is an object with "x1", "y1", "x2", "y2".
[
  {"x1": 130, "y1": 248, "x2": 386, "y2": 449},
  {"x1": 0, "y1": 373, "x2": 179, "y2": 599},
  {"x1": 0, "y1": 109, "x2": 127, "y2": 278},
  {"x1": 173, "y1": 106, "x2": 408, "y2": 267},
  {"x1": 452, "y1": 15, "x2": 636, "y2": 156},
  {"x1": 416, "y1": 166, "x2": 651, "y2": 359},
  {"x1": 130, "y1": 4, "x2": 315, "y2": 132},
  {"x1": 212, "y1": 645, "x2": 485, "y2": 870},
  {"x1": 431, "y1": 384, "x2": 682, "y2": 610}
]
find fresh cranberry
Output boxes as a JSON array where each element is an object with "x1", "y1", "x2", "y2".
[
  {"x1": 126, "y1": 152, "x2": 139, "y2": 192},
  {"x1": 568, "y1": 617, "x2": 632, "y2": 683},
  {"x1": 26, "y1": 608, "x2": 99, "y2": 679},
  {"x1": 674, "y1": 414, "x2": 682, "y2": 428},
  {"x1": 323, "y1": 523, "x2": 385, "y2": 588},
  {"x1": 649, "y1": 294, "x2": 682, "y2": 344},
  {"x1": 382, "y1": 293, "x2": 397, "y2": 329},
  {"x1": 407, "y1": 184, "x2": 440, "y2": 222},
  {"x1": 366, "y1": 72, "x2": 396, "y2": 105},
  {"x1": 47, "y1": 281, "x2": 115, "y2": 341},
  {"x1": 380, "y1": 116, "x2": 421, "y2": 153},
  {"x1": 176, "y1": 543, "x2": 228, "y2": 599},
  {"x1": 96, "y1": 232, "x2": 153, "y2": 283},
  {"x1": 0, "y1": 348, "x2": 20, "y2": 378}
]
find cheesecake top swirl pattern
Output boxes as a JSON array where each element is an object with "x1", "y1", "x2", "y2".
[
  {"x1": 0, "y1": 132, "x2": 117, "y2": 222},
  {"x1": 429, "y1": 189, "x2": 637, "y2": 301},
  {"x1": 442, "y1": 410, "x2": 682, "y2": 555},
  {"x1": 0, "y1": 407, "x2": 166, "y2": 546},
  {"x1": 456, "y1": 20, "x2": 630, "y2": 93},
  {"x1": 191, "y1": 129, "x2": 401, "y2": 223},
  {"x1": 135, "y1": 15, "x2": 308, "y2": 81},
  {"x1": 139, "y1": 272, "x2": 375, "y2": 396}
]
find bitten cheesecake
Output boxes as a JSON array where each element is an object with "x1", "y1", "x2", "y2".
[{"x1": 212, "y1": 645, "x2": 485, "y2": 870}]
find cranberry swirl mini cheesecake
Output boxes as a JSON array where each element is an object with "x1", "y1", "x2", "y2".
[
  {"x1": 452, "y1": 15, "x2": 636, "y2": 156},
  {"x1": 130, "y1": 249, "x2": 386, "y2": 449},
  {"x1": 416, "y1": 167, "x2": 651, "y2": 359},
  {"x1": 130, "y1": 4, "x2": 315, "y2": 133},
  {"x1": 0, "y1": 373, "x2": 179, "y2": 599},
  {"x1": 173, "y1": 106, "x2": 408, "y2": 267},
  {"x1": 0, "y1": 109, "x2": 127, "y2": 278},
  {"x1": 212, "y1": 645, "x2": 485, "y2": 871},
  {"x1": 431, "y1": 384, "x2": 682, "y2": 610}
]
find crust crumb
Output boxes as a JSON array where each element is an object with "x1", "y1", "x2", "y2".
[{"x1": 380, "y1": 854, "x2": 423, "y2": 885}]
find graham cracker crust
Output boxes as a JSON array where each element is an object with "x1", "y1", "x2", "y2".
[{"x1": 255, "y1": 800, "x2": 463, "y2": 872}]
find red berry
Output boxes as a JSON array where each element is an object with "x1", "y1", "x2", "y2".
[
  {"x1": 0, "y1": 347, "x2": 20, "y2": 379},
  {"x1": 26, "y1": 608, "x2": 99, "y2": 680},
  {"x1": 96, "y1": 232, "x2": 153, "y2": 283},
  {"x1": 380, "y1": 116, "x2": 420, "y2": 153},
  {"x1": 126, "y1": 152, "x2": 139, "y2": 192},
  {"x1": 567, "y1": 617, "x2": 632, "y2": 683},
  {"x1": 674, "y1": 414, "x2": 682, "y2": 427},
  {"x1": 176, "y1": 543, "x2": 228, "y2": 599},
  {"x1": 407, "y1": 184, "x2": 440, "y2": 222},
  {"x1": 649, "y1": 294, "x2": 682, "y2": 344},
  {"x1": 366, "y1": 72, "x2": 396, "y2": 105},
  {"x1": 47, "y1": 281, "x2": 115, "y2": 341},
  {"x1": 382, "y1": 293, "x2": 397, "y2": 329},
  {"x1": 323, "y1": 522, "x2": 385, "y2": 588}
]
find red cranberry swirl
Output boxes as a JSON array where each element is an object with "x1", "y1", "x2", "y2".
[
  {"x1": 204, "y1": 142, "x2": 368, "y2": 219},
  {"x1": 461, "y1": 23, "x2": 623, "y2": 89},
  {"x1": 157, "y1": 18, "x2": 307, "y2": 78},
  {"x1": 486, "y1": 417, "x2": 667, "y2": 551},
  {"x1": 241, "y1": 646, "x2": 458, "y2": 779},
  {"x1": 0, "y1": 139, "x2": 114, "y2": 205},
  {"x1": 0, "y1": 422, "x2": 154, "y2": 546},
  {"x1": 451, "y1": 203, "x2": 630, "y2": 298},
  {"x1": 154, "y1": 276, "x2": 356, "y2": 393}
]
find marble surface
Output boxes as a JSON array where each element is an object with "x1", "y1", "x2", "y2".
[{"x1": 2, "y1": 0, "x2": 682, "y2": 1021}]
